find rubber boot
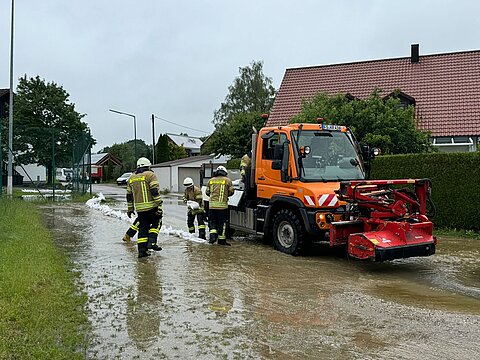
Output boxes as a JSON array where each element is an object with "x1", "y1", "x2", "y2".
[
  {"x1": 199, "y1": 229, "x2": 206, "y2": 240},
  {"x1": 147, "y1": 237, "x2": 162, "y2": 251},
  {"x1": 218, "y1": 238, "x2": 231, "y2": 246},
  {"x1": 208, "y1": 233, "x2": 217, "y2": 244},
  {"x1": 138, "y1": 243, "x2": 150, "y2": 258}
]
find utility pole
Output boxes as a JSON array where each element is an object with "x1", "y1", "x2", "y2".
[
  {"x1": 7, "y1": 0, "x2": 15, "y2": 196},
  {"x1": 151, "y1": 114, "x2": 155, "y2": 164},
  {"x1": 52, "y1": 128, "x2": 55, "y2": 201}
]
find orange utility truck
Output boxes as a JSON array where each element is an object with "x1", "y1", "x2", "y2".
[{"x1": 226, "y1": 120, "x2": 436, "y2": 261}]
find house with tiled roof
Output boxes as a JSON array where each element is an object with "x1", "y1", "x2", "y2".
[
  {"x1": 166, "y1": 133, "x2": 203, "y2": 156},
  {"x1": 268, "y1": 45, "x2": 480, "y2": 152}
]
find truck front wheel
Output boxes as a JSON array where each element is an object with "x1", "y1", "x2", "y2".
[{"x1": 272, "y1": 209, "x2": 304, "y2": 255}]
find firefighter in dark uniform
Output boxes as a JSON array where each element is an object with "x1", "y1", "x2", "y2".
[
  {"x1": 206, "y1": 165, "x2": 234, "y2": 245},
  {"x1": 127, "y1": 157, "x2": 163, "y2": 258},
  {"x1": 183, "y1": 177, "x2": 206, "y2": 239}
]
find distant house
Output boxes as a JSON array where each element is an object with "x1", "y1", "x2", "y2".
[
  {"x1": 165, "y1": 133, "x2": 203, "y2": 157},
  {"x1": 152, "y1": 154, "x2": 229, "y2": 193},
  {"x1": 267, "y1": 45, "x2": 480, "y2": 152},
  {"x1": 88, "y1": 153, "x2": 123, "y2": 182},
  {"x1": 14, "y1": 163, "x2": 44, "y2": 184}
]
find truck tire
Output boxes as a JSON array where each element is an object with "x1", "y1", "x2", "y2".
[{"x1": 272, "y1": 209, "x2": 305, "y2": 255}]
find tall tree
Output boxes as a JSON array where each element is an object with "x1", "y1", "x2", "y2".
[
  {"x1": 11, "y1": 75, "x2": 92, "y2": 183},
  {"x1": 154, "y1": 134, "x2": 187, "y2": 163},
  {"x1": 213, "y1": 60, "x2": 276, "y2": 125},
  {"x1": 101, "y1": 139, "x2": 151, "y2": 173},
  {"x1": 292, "y1": 89, "x2": 434, "y2": 154},
  {"x1": 202, "y1": 112, "x2": 267, "y2": 157},
  {"x1": 206, "y1": 61, "x2": 276, "y2": 156}
]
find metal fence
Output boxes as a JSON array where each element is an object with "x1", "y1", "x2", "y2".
[
  {"x1": 71, "y1": 132, "x2": 93, "y2": 196},
  {"x1": 0, "y1": 128, "x2": 94, "y2": 200}
]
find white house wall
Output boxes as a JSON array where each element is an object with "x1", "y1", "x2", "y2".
[
  {"x1": 153, "y1": 167, "x2": 171, "y2": 192},
  {"x1": 15, "y1": 164, "x2": 47, "y2": 182}
]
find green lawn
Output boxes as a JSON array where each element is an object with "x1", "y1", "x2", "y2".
[{"x1": 0, "y1": 199, "x2": 89, "y2": 359}]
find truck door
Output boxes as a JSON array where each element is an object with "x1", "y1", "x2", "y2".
[{"x1": 257, "y1": 131, "x2": 289, "y2": 199}]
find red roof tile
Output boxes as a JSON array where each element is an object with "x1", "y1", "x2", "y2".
[{"x1": 267, "y1": 50, "x2": 480, "y2": 137}]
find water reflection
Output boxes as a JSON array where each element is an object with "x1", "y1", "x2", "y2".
[{"x1": 126, "y1": 258, "x2": 162, "y2": 351}]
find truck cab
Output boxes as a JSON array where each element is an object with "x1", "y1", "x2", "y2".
[{"x1": 229, "y1": 122, "x2": 368, "y2": 254}]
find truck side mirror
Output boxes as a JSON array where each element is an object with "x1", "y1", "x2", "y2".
[{"x1": 281, "y1": 141, "x2": 290, "y2": 183}]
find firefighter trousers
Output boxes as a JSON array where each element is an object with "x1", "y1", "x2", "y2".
[
  {"x1": 126, "y1": 217, "x2": 140, "y2": 238},
  {"x1": 187, "y1": 212, "x2": 206, "y2": 239},
  {"x1": 137, "y1": 208, "x2": 162, "y2": 256},
  {"x1": 208, "y1": 209, "x2": 228, "y2": 244}
]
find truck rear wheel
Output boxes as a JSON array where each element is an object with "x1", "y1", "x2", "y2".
[{"x1": 272, "y1": 209, "x2": 304, "y2": 255}]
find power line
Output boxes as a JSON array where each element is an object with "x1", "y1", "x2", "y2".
[{"x1": 153, "y1": 115, "x2": 211, "y2": 135}]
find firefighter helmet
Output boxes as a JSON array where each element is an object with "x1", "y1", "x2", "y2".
[
  {"x1": 183, "y1": 177, "x2": 194, "y2": 187},
  {"x1": 215, "y1": 165, "x2": 227, "y2": 176},
  {"x1": 136, "y1": 157, "x2": 151, "y2": 168}
]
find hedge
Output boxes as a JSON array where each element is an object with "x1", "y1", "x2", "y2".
[{"x1": 371, "y1": 152, "x2": 480, "y2": 231}]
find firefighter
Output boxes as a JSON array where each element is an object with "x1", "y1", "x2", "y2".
[
  {"x1": 206, "y1": 165, "x2": 234, "y2": 245},
  {"x1": 127, "y1": 157, "x2": 163, "y2": 258},
  {"x1": 183, "y1": 177, "x2": 206, "y2": 240},
  {"x1": 240, "y1": 150, "x2": 252, "y2": 184}
]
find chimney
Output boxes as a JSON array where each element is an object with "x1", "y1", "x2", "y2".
[{"x1": 411, "y1": 43, "x2": 419, "y2": 63}]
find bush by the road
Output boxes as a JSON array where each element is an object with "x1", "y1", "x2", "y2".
[
  {"x1": 371, "y1": 152, "x2": 480, "y2": 231},
  {"x1": 0, "y1": 199, "x2": 89, "y2": 359}
]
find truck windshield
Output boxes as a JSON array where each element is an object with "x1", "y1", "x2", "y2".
[{"x1": 292, "y1": 130, "x2": 365, "y2": 181}]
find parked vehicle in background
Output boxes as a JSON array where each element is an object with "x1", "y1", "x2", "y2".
[
  {"x1": 117, "y1": 172, "x2": 133, "y2": 185},
  {"x1": 56, "y1": 168, "x2": 73, "y2": 182}
]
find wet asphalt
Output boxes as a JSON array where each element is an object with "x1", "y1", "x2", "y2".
[{"x1": 41, "y1": 184, "x2": 480, "y2": 359}]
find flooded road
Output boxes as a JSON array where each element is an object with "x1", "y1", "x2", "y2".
[{"x1": 42, "y1": 185, "x2": 480, "y2": 359}]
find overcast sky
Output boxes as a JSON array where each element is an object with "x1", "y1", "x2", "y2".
[{"x1": 1, "y1": 0, "x2": 479, "y2": 152}]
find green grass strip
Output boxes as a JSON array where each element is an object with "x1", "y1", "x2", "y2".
[{"x1": 0, "y1": 200, "x2": 89, "y2": 359}]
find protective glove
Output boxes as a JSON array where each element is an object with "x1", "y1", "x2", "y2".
[
  {"x1": 127, "y1": 210, "x2": 135, "y2": 218},
  {"x1": 183, "y1": 197, "x2": 187, "y2": 203},
  {"x1": 155, "y1": 208, "x2": 163, "y2": 217}
]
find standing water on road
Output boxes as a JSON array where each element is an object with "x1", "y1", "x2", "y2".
[{"x1": 42, "y1": 189, "x2": 480, "y2": 359}]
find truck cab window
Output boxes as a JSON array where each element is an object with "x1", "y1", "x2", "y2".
[{"x1": 262, "y1": 133, "x2": 287, "y2": 160}]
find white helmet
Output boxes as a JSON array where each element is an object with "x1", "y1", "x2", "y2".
[
  {"x1": 216, "y1": 165, "x2": 227, "y2": 176},
  {"x1": 137, "y1": 157, "x2": 151, "y2": 168},
  {"x1": 183, "y1": 177, "x2": 194, "y2": 187}
]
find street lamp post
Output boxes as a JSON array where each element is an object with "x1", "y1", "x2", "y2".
[{"x1": 109, "y1": 109, "x2": 137, "y2": 160}]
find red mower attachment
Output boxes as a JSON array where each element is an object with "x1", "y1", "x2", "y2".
[{"x1": 332, "y1": 179, "x2": 437, "y2": 261}]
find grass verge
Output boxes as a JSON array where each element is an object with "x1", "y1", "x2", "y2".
[
  {"x1": 0, "y1": 199, "x2": 89, "y2": 359},
  {"x1": 434, "y1": 227, "x2": 480, "y2": 240}
]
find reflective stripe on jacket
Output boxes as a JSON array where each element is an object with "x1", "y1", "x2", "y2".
[
  {"x1": 127, "y1": 170, "x2": 162, "y2": 212},
  {"x1": 206, "y1": 176, "x2": 234, "y2": 209},
  {"x1": 183, "y1": 186, "x2": 204, "y2": 214}
]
